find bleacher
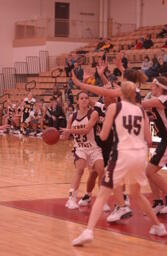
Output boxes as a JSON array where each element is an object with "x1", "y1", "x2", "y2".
[{"x1": 0, "y1": 23, "x2": 167, "y2": 121}]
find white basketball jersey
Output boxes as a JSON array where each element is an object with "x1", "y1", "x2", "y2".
[
  {"x1": 113, "y1": 101, "x2": 147, "y2": 150},
  {"x1": 71, "y1": 110, "x2": 98, "y2": 149}
]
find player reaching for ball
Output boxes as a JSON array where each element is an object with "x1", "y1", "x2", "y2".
[{"x1": 61, "y1": 91, "x2": 104, "y2": 209}]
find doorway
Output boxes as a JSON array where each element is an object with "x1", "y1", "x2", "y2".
[{"x1": 55, "y1": 2, "x2": 70, "y2": 37}]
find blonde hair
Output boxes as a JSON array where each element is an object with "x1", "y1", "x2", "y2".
[{"x1": 121, "y1": 81, "x2": 136, "y2": 103}]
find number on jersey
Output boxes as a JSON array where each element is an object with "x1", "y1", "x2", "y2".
[{"x1": 123, "y1": 115, "x2": 142, "y2": 135}]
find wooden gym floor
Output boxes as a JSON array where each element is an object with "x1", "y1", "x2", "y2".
[{"x1": 0, "y1": 134, "x2": 166, "y2": 256}]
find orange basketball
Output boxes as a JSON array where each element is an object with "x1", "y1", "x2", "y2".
[{"x1": 42, "y1": 127, "x2": 60, "y2": 145}]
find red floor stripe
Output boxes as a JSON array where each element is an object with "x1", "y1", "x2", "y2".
[{"x1": 1, "y1": 196, "x2": 167, "y2": 244}]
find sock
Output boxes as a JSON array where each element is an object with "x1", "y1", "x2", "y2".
[{"x1": 69, "y1": 188, "x2": 77, "y2": 198}]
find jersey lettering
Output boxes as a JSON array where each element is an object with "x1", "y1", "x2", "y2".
[
  {"x1": 74, "y1": 134, "x2": 87, "y2": 143},
  {"x1": 123, "y1": 115, "x2": 142, "y2": 135}
]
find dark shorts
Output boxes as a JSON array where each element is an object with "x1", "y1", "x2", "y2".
[{"x1": 150, "y1": 138, "x2": 167, "y2": 167}]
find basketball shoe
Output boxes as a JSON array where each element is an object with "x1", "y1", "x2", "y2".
[
  {"x1": 160, "y1": 196, "x2": 167, "y2": 214},
  {"x1": 107, "y1": 205, "x2": 132, "y2": 222},
  {"x1": 149, "y1": 223, "x2": 167, "y2": 236},
  {"x1": 79, "y1": 194, "x2": 111, "y2": 211},
  {"x1": 65, "y1": 197, "x2": 78, "y2": 209},
  {"x1": 78, "y1": 194, "x2": 91, "y2": 206},
  {"x1": 152, "y1": 199, "x2": 164, "y2": 215},
  {"x1": 72, "y1": 229, "x2": 94, "y2": 246}
]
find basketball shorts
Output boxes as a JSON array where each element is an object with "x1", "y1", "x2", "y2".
[
  {"x1": 150, "y1": 139, "x2": 167, "y2": 167},
  {"x1": 73, "y1": 146, "x2": 103, "y2": 167},
  {"x1": 102, "y1": 148, "x2": 148, "y2": 189}
]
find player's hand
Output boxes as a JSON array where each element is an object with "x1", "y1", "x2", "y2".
[
  {"x1": 97, "y1": 65, "x2": 106, "y2": 76},
  {"x1": 83, "y1": 70, "x2": 91, "y2": 82},
  {"x1": 60, "y1": 128, "x2": 71, "y2": 140}
]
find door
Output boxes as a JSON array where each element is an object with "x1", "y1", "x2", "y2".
[{"x1": 55, "y1": 2, "x2": 69, "y2": 37}]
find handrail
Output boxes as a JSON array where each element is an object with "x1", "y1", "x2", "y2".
[
  {"x1": 25, "y1": 80, "x2": 36, "y2": 91},
  {"x1": 51, "y1": 68, "x2": 63, "y2": 78}
]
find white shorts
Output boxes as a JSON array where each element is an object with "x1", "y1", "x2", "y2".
[
  {"x1": 73, "y1": 146, "x2": 103, "y2": 167},
  {"x1": 102, "y1": 148, "x2": 148, "y2": 188}
]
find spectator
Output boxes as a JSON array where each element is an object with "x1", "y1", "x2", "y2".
[
  {"x1": 145, "y1": 56, "x2": 160, "y2": 81},
  {"x1": 20, "y1": 92, "x2": 36, "y2": 135},
  {"x1": 161, "y1": 49, "x2": 167, "y2": 63},
  {"x1": 73, "y1": 63, "x2": 84, "y2": 81},
  {"x1": 43, "y1": 98, "x2": 66, "y2": 130},
  {"x1": 65, "y1": 56, "x2": 75, "y2": 77},
  {"x1": 159, "y1": 58, "x2": 167, "y2": 76},
  {"x1": 161, "y1": 40, "x2": 167, "y2": 48},
  {"x1": 135, "y1": 38, "x2": 144, "y2": 49},
  {"x1": 121, "y1": 52, "x2": 128, "y2": 69},
  {"x1": 143, "y1": 34, "x2": 153, "y2": 49},
  {"x1": 157, "y1": 24, "x2": 167, "y2": 38},
  {"x1": 66, "y1": 85, "x2": 74, "y2": 105},
  {"x1": 65, "y1": 104, "x2": 75, "y2": 121},
  {"x1": 113, "y1": 67, "x2": 122, "y2": 77},
  {"x1": 95, "y1": 37, "x2": 105, "y2": 51},
  {"x1": 100, "y1": 39, "x2": 114, "y2": 52},
  {"x1": 141, "y1": 55, "x2": 152, "y2": 74}
]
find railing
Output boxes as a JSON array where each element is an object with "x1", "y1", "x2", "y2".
[
  {"x1": 51, "y1": 68, "x2": 63, "y2": 78},
  {"x1": 25, "y1": 80, "x2": 36, "y2": 91},
  {"x1": 14, "y1": 18, "x2": 136, "y2": 40},
  {"x1": 0, "y1": 50, "x2": 50, "y2": 96}
]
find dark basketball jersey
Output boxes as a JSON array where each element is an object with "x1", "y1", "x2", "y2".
[
  {"x1": 151, "y1": 95, "x2": 167, "y2": 139},
  {"x1": 149, "y1": 95, "x2": 167, "y2": 166},
  {"x1": 94, "y1": 101, "x2": 113, "y2": 166}
]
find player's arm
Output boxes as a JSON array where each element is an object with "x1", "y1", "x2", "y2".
[
  {"x1": 143, "y1": 111, "x2": 152, "y2": 147},
  {"x1": 60, "y1": 114, "x2": 73, "y2": 140},
  {"x1": 142, "y1": 98, "x2": 165, "y2": 110},
  {"x1": 72, "y1": 70, "x2": 121, "y2": 98},
  {"x1": 96, "y1": 65, "x2": 108, "y2": 85},
  {"x1": 100, "y1": 103, "x2": 116, "y2": 140}
]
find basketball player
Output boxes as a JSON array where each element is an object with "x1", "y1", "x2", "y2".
[
  {"x1": 61, "y1": 91, "x2": 104, "y2": 209},
  {"x1": 76, "y1": 82, "x2": 131, "y2": 215},
  {"x1": 20, "y1": 92, "x2": 36, "y2": 135},
  {"x1": 142, "y1": 77, "x2": 167, "y2": 215},
  {"x1": 64, "y1": 83, "x2": 115, "y2": 212},
  {"x1": 72, "y1": 81, "x2": 167, "y2": 246}
]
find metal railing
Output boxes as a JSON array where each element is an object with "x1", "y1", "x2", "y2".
[
  {"x1": 0, "y1": 50, "x2": 50, "y2": 96},
  {"x1": 14, "y1": 18, "x2": 136, "y2": 40}
]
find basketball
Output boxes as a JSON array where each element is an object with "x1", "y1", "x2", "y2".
[{"x1": 42, "y1": 127, "x2": 60, "y2": 145}]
